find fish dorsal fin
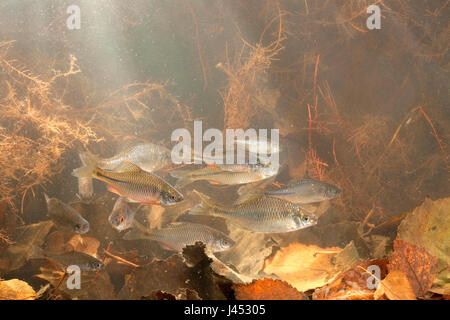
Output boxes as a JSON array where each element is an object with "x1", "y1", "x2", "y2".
[
  {"x1": 166, "y1": 222, "x2": 185, "y2": 229},
  {"x1": 113, "y1": 160, "x2": 142, "y2": 173},
  {"x1": 233, "y1": 192, "x2": 263, "y2": 205},
  {"x1": 192, "y1": 190, "x2": 215, "y2": 206}
]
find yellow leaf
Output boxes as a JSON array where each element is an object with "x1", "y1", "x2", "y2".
[
  {"x1": 263, "y1": 241, "x2": 360, "y2": 292},
  {"x1": 0, "y1": 279, "x2": 36, "y2": 300},
  {"x1": 374, "y1": 270, "x2": 416, "y2": 300}
]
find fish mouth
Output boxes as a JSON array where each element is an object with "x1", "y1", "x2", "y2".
[
  {"x1": 326, "y1": 187, "x2": 341, "y2": 199},
  {"x1": 75, "y1": 223, "x2": 90, "y2": 234},
  {"x1": 160, "y1": 193, "x2": 184, "y2": 205}
]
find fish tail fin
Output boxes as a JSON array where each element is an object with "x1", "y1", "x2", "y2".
[
  {"x1": 72, "y1": 151, "x2": 98, "y2": 178},
  {"x1": 169, "y1": 169, "x2": 194, "y2": 188},
  {"x1": 77, "y1": 176, "x2": 94, "y2": 199},
  {"x1": 189, "y1": 190, "x2": 217, "y2": 215}
]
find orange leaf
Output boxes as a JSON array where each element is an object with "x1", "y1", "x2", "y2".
[
  {"x1": 374, "y1": 270, "x2": 416, "y2": 300},
  {"x1": 233, "y1": 279, "x2": 307, "y2": 300},
  {"x1": 313, "y1": 259, "x2": 388, "y2": 300},
  {"x1": 388, "y1": 239, "x2": 438, "y2": 297},
  {"x1": 66, "y1": 235, "x2": 100, "y2": 257},
  {"x1": 263, "y1": 242, "x2": 359, "y2": 292}
]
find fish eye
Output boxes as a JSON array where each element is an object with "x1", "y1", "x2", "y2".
[
  {"x1": 220, "y1": 238, "x2": 230, "y2": 248},
  {"x1": 120, "y1": 216, "x2": 124, "y2": 223},
  {"x1": 74, "y1": 224, "x2": 81, "y2": 230}
]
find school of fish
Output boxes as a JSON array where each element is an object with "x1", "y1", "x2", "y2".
[{"x1": 39, "y1": 141, "x2": 341, "y2": 271}]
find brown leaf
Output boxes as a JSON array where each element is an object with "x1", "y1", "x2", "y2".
[
  {"x1": 45, "y1": 231, "x2": 66, "y2": 253},
  {"x1": 142, "y1": 290, "x2": 176, "y2": 300},
  {"x1": 35, "y1": 268, "x2": 116, "y2": 300},
  {"x1": 66, "y1": 235, "x2": 100, "y2": 257},
  {"x1": 374, "y1": 270, "x2": 416, "y2": 300},
  {"x1": 142, "y1": 288, "x2": 201, "y2": 300},
  {"x1": 117, "y1": 242, "x2": 232, "y2": 300},
  {"x1": 234, "y1": 279, "x2": 307, "y2": 300},
  {"x1": 388, "y1": 239, "x2": 438, "y2": 297},
  {"x1": 313, "y1": 259, "x2": 388, "y2": 300},
  {"x1": 397, "y1": 197, "x2": 450, "y2": 265},
  {"x1": 218, "y1": 225, "x2": 274, "y2": 279},
  {"x1": 397, "y1": 197, "x2": 450, "y2": 295},
  {"x1": 0, "y1": 279, "x2": 37, "y2": 300},
  {"x1": 0, "y1": 221, "x2": 54, "y2": 272},
  {"x1": 263, "y1": 241, "x2": 360, "y2": 292}
]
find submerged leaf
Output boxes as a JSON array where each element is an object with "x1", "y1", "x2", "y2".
[
  {"x1": 234, "y1": 279, "x2": 307, "y2": 300},
  {"x1": 0, "y1": 221, "x2": 54, "y2": 272},
  {"x1": 263, "y1": 241, "x2": 360, "y2": 292},
  {"x1": 217, "y1": 225, "x2": 275, "y2": 279},
  {"x1": 397, "y1": 197, "x2": 450, "y2": 294},
  {"x1": 397, "y1": 197, "x2": 450, "y2": 264},
  {"x1": 374, "y1": 270, "x2": 416, "y2": 300},
  {"x1": 0, "y1": 279, "x2": 37, "y2": 300},
  {"x1": 117, "y1": 242, "x2": 232, "y2": 300},
  {"x1": 66, "y1": 235, "x2": 100, "y2": 257},
  {"x1": 388, "y1": 239, "x2": 438, "y2": 297},
  {"x1": 312, "y1": 259, "x2": 388, "y2": 300}
]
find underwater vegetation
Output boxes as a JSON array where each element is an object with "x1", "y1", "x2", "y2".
[{"x1": 0, "y1": 0, "x2": 448, "y2": 300}]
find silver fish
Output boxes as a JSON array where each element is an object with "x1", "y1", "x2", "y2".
[
  {"x1": 73, "y1": 155, "x2": 183, "y2": 206},
  {"x1": 86, "y1": 142, "x2": 172, "y2": 173},
  {"x1": 123, "y1": 221, "x2": 235, "y2": 253},
  {"x1": 108, "y1": 197, "x2": 137, "y2": 231},
  {"x1": 190, "y1": 191, "x2": 317, "y2": 233},
  {"x1": 234, "y1": 137, "x2": 281, "y2": 155},
  {"x1": 238, "y1": 179, "x2": 341, "y2": 204},
  {"x1": 44, "y1": 194, "x2": 89, "y2": 234},
  {"x1": 41, "y1": 251, "x2": 103, "y2": 272},
  {"x1": 170, "y1": 165, "x2": 278, "y2": 188}
]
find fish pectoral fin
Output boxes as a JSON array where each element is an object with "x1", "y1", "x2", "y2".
[
  {"x1": 125, "y1": 198, "x2": 140, "y2": 203},
  {"x1": 107, "y1": 186, "x2": 121, "y2": 195},
  {"x1": 159, "y1": 243, "x2": 175, "y2": 251},
  {"x1": 142, "y1": 200, "x2": 161, "y2": 205},
  {"x1": 271, "y1": 182, "x2": 284, "y2": 188}
]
